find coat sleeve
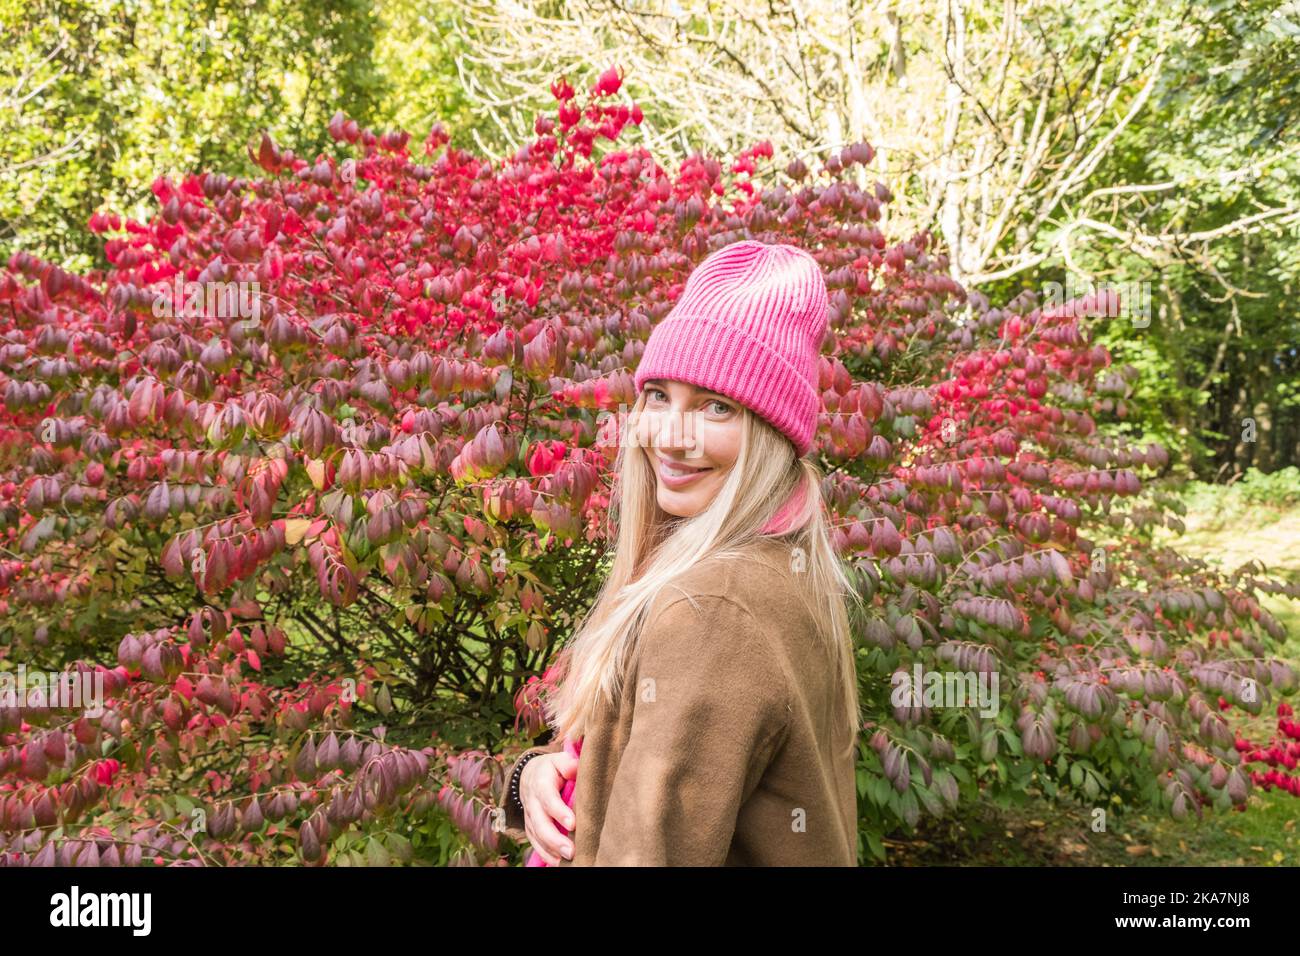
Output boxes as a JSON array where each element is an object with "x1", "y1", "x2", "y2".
[
  {"x1": 497, "y1": 737, "x2": 564, "y2": 842},
  {"x1": 594, "y1": 593, "x2": 792, "y2": 865}
]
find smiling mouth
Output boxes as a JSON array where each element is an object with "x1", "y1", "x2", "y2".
[
  {"x1": 658, "y1": 456, "x2": 710, "y2": 473},
  {"x1": 655, "y1": 454, "x2": 714, "y2": 482}
]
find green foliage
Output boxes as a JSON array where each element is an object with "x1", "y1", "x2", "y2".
[
  {"x1": 981, "y1": 0, "x2": 1300, "y2": 479},
  {"x1": 0, "y1": 0, "x2": 385, "y2": 269},
  {"x1": 1178, "y1": 466, "x2": 1300, "y2": 513}
]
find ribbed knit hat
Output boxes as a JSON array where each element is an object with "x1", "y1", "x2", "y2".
[{"x1": 633, "y1": 240, "x2": 829, "y2": 457}]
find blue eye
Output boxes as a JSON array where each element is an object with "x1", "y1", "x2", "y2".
[{"x1": 643, "y1": 388, "x2": 730, "y2": 415}]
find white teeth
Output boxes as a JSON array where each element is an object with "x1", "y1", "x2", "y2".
[{"x1": 661, "y1": 458, "x2": 707, "y2": 476}]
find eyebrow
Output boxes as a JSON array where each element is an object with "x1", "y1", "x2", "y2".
[{"x1": 642, "y1": 379, "x2": 731, "y2": 401}]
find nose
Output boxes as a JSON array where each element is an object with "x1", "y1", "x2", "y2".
[{"x1": 638, "y1": 402, "x2": 701, "y2": 458}]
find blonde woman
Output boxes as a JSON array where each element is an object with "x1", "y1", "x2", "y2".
[{"x1": 499, "y1": 240, "x2": 863, "y2": 866}]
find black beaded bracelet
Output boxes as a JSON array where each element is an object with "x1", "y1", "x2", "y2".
[{"x1": 508, "y1": 750, "x2": 544, "y2": 816}]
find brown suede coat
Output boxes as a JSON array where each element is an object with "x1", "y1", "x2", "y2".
[{"x1": 496, "y1": 536, "x2": 860, "y2": 866}]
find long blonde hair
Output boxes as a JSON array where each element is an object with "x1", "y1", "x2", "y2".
[{"x1": 543, "y1": 389, "x2": 863, "y2": 747}]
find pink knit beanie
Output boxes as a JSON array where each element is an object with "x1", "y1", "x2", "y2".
[{"x1": 633, "y1": 240, "x2": 829, "y2": 457}]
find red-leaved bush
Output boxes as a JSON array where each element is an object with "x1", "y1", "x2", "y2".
[{"x1": 0, "y1": 66, "x2": 1296, "y2": 866}]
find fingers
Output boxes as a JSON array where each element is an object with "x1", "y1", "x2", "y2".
[
  {"x1": 524, "y1": 815, "x2": 561, "y2": 866},
  {"x1": 518, "y1": 753, "x2": 577, "y2": 863},
  {"x1": 542, "y1": 757, "x2": 577, "y2": 831},
  {"x1": 524, "y1": 803, "x2": 574, "y2": 864},
  {"x1": 541, "y1": 782, "x2": 576, "y2": 833},
  {"x1": 525, "y1": 826, "x2": 561, "y2": 866},
  {"x1": 553, "y1": 751, "x2": 580, "y2": 780}
]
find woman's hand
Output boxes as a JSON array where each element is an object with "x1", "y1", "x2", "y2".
[{"x1": 520, "y1": 749, "x2": 579, "y2": 864}]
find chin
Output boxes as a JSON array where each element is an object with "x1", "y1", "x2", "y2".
[{"x1": 656, "y1": 488, "x2": 708, "y2": 518}]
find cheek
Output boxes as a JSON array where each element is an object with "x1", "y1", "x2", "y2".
[{"x1": 702, "y1": 421, "x2": 742, "y2": 468}]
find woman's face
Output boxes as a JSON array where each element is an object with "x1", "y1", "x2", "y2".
[{"x1": 636, "y1": 378, "x2": 743, "y2": 518}]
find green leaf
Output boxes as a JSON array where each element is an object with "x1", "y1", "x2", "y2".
[
  {"x1": 366, "y1": 836, "x2": 391, "y2": 866},
  {"x1": 387, "y1": 831, "x2": 413, "y2": 863},
  {"x1": 899, "y1": 790, "x2": 920, "y2": 828},
  {"x1": 1083, "y1": 771, "x2": 1100, "y2": 801},
  {"x1": 915, "y1": 783, "x2": 944, "y2": 817},
  {"x1": 865, "y1": 830, "x2": 886, "y2": 862}
]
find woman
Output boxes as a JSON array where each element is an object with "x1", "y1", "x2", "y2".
[{"x1": 498, "y1": 239, "x2": 863, "y2": 866}]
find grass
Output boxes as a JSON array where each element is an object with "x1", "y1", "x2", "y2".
[
  {"x1": 887, "y1": 493, "x2": 1300, "y2": 867},
  {"x1": 888, "y1": 787, "x2": 1298, "y2": 866}
]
